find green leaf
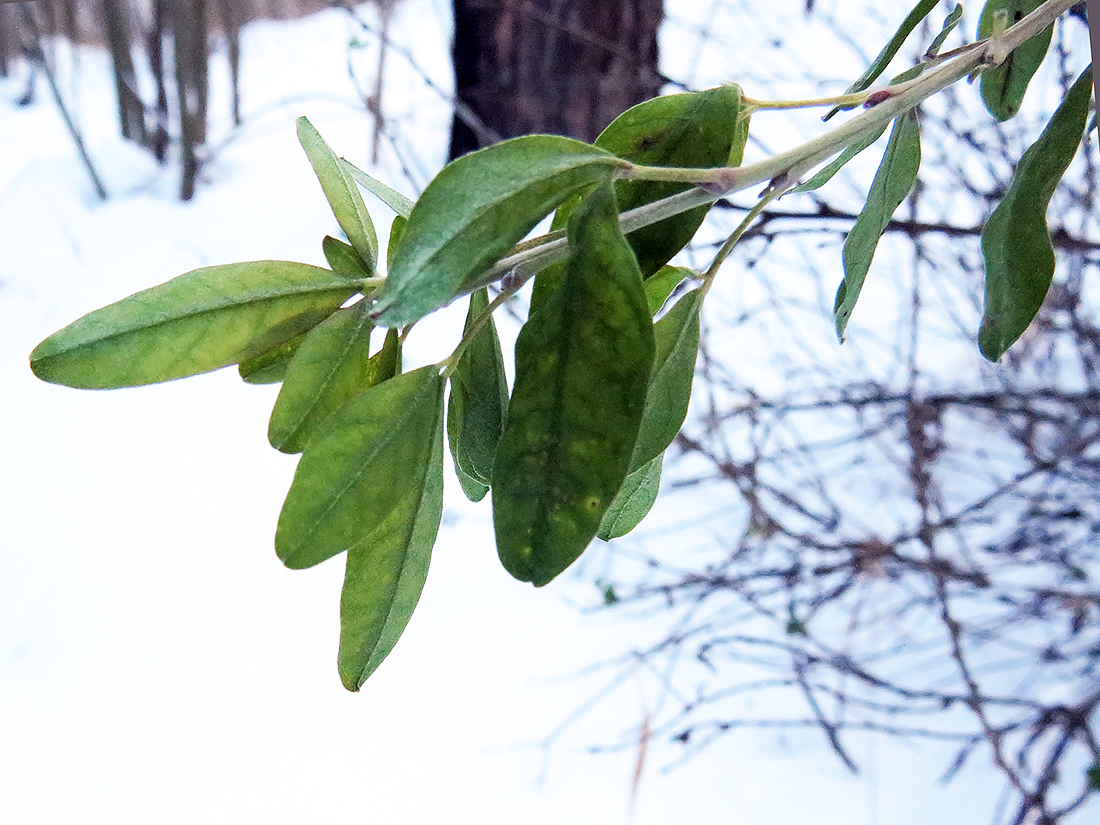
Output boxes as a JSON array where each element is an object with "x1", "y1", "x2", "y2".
[
  {"x1": 823, "y1": 0, "x2": 940, "y2": 120},
  {"x1": 835, "y1": 111, "x2": 921, "y2": 340},
  {"x1": 298, "y1": 117, "x2": 378, "y2": 267},
  {"x1": 387, "y1": 215, "x2": 407, "y2": 267},
  {"x1": 323, "y1": 235, "x2": 371, "y2": 278},
  {"x1": 631, "y1": 290, "x2": 701, "y2": 471},
  {"x1": 268, "y1": 304, "x2": 399, "y2": 454},
  {"x1": 275, "y1": 366, "x2": 446, "y2": 570},
  {"x1": 597, "y1": 453, "x2": 663, "y2": 541},
  {"x1": 372, "y1": 135, "x2": 624, "y2": 327},
  {"x1": 979, "y1": 65, "x2": 1093, "y2": 361},
  {"x1": 978, "y1": 0, "x2": 1053, "y2": 122},
  {"x1": 339, "y1": 158, "x2": 415, "y2": 218},
  {"x1": 238, "y1": 331, "x2": 307, "y2": 385},
  {"x1": 30, "y1": 261, "x2": 365, "y2": 389},
  {"x1": 1087, "y1": 763, "x2": 1100, "y2": 791},
  {"x1": 927, "y1": 4, "x2": 964, "y2": 58},
  {"x1": 644, "y1": 266, "x2": 692, "y2": 316},
  {"x1": 795, "y1": 124, "x2": 889, "y2": 194},
  {"x1": 595, "y1": 85, "x2": 747, "y2": 276},
  {"x1": 493, "y1": 185, "x2": 654, "y2": 586},
  {"x1": 447, "y1": 289, "x2": 508, "y2": 501},
  {"x1": 338, "y1": 407, "x2": 444, "y2": 691}
]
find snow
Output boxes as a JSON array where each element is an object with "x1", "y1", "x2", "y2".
[{"x1": 1, "y1": 2, "x2": 1092, "y2": 823}]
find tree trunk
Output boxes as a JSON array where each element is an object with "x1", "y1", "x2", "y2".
[{"x1": 449, "y1": 0, "x2": 664, "y2": 160}]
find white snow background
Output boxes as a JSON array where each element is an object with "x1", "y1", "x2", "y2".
[{"x1": 0, "y1": 1, "x2": 1074, "y2": 822}]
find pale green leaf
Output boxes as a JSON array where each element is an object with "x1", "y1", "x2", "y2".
[
  {"x1": 339, "y1": 158, "x2": 415, "y2": 218},
  {"x1": 597, "y1": 454, "x2": 663, "y2": 541},
  {"x1": 338, "y1": 410, "x2": 443, "y2": 690},
  {"x1": 372, "y1": 135, "x2": 624, "y2": 327},
  {"x1": 30, "y1": 261, "x2": 364, "y2": 389},
  {"x1": 275, "y1": 366, "x2": 446, "y2": 569}
]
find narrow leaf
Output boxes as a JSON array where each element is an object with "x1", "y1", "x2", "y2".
[
  {"x1": 978, "y1": 0, "x2": 1053, "y2": 122},
  {"x1": 630, "y1": 290, "x2": 702, "y2": 471},
  {"x1": 597, "y1": 454, "x2": 663, "y2": 541},
  {"x1": 239, "y1": 332, "x2": 307, "y2": 385},
  {"x1": 979, "y1": 65, "x2": 1093, "y2": 360},
  {"x1": 795, "y1": 124, "x2": 888, "y2": 194},
  {"x1": 275, "y1": 366, "x2": 446, "y2": 570},
  {"x1": 493, "y1": 185, "x2": 654, "y2": 587},
  {"x1": 339, "y1": 158, "x2": 415, "y2": 218},
  {"x1": 323, "y1": 235, "x2": 371, "y2": 278},
  {"x1": 387, "y1": 215, "x2": 407, "y2": 267},
  {"x1": 30, "y1": 261, "x2": 364, "y2": 389},
  {"x1": 644, "y1": 266, "x2": 693, "y2": 316},
  {"x1": 835, "y1": 111, "x2": 922, "y2": 340},
  {"x1": 338, "y1": 410, "x2": 443, "y2": 691},
  {"x1": 298, "y1": 117, "x2": 378, "y2": 267},
  {"x1": 268, "y1": 304, "x2": 397, "y2": 454},
  {"x1": 824, "y1": 0, "x2": 940, "y2": 120},
  {"x1": 447, "y1": 289, "x2": 508, "y2": 501},
  {"x1": 372, "y1": 135, "x2": 624, "y2": 327}
]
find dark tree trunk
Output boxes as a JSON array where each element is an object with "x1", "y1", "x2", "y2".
[
  {"x1": 169, "y1": 0, "x2": 209, "y2": 201},
  {"x1": 449, "y1": 0, "x2": 664, "y2": 160},
  {"x1": 102, "y1": 0, "x2": 148, "y2": 145}
]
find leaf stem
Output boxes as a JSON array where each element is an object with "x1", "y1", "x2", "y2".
[{"x1": 438, "y1": 282, "x2": 523, "y2": 379}]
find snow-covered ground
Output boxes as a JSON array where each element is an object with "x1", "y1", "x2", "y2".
[{"x1": 1, "y1": 2, "x2": 1090, "y2": 823}]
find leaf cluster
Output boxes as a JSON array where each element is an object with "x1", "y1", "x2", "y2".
[{"x1": 28, "y1": 0, "x2": 1095, "y2": 689}]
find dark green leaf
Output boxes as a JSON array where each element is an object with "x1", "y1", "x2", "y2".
[
  {"x1": 372, "y1": 135, "x2": 624, "y2": 327},
  {"x1": 268, "y1": 304, "x2": 398, "y2": 454},
  {"x1": 979, "y1": 65, "x2": 1093, "y2": 361},
  {"x1": 338, "y1": 409, "x2": 443, "y2": 691},
  {"x1": 238, "y1": 332, "x2": 308, "y2": 385},
  {"x1": 597, "y1": 454, "x2": 663, "y2": 541},
  {"x1": 493, "y1": 185, "x2": 654, "y2": 586},
  {"x1": 447, "y1": 289, "x2": 508, "y2": 501},
  {"x1": 275, "y1": 366, "x2": 446, "y2": 569},
  {"x1": 835, "y1": 111, "x2": 921, "y2": 340},
  {"x1": 927, "y1": 4, "x2": 964, "y2": 58},
  {"x1": 339, "y1": 158, "x2": 415, "y2": 218},
  {"x1": 644, "y1": 266, "x2": 693, "y2": 316},
  {"x1": 1087, "y1": 763, "x2": 1100, "y2": 791},
  {"x1": 824, "y1": 0, "x2": 940, "y2": 120},
  {"x1": 298, "y1": 118, "x2": 378, "y2": 267},
  {"x1": 30, "y1": 261, "x2": 365, "y2": 389},
  {"x1": 323, "y1": 235, "x2": 371, "y2": 278},
  {"x1": 978, "y1": 0, "x2": 1053, "y2": 122},
  {"x1": 630, "y1": 290, "x2": 701, "y2": 471},
  {"x1": 595, "y1": 85, "x2": 746, "y2": 276}
]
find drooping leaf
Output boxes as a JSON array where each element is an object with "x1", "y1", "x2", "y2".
[
  {"x1": 238, "y1": 331, "x2": 308, "y2": 385},
  {"x1": 372, "y1": 135, "x2": 624, "y2": 327},
  {"x1": 493, "y1": 185, "x2": 654, "y2": 586},
  {"x1": 823, "y1": 0, "x2": 940, "y2": 120},
  {"x1": 835, "y1": 110, "x2": 922, "y2": 340},
  {"x1": 323, "y1": 235, "x2": 371, "y2": 278},
  {"x1": 339, "y1": 158, "x2": 415, "y2": 218},
  {"x1": 30, "y1": 261, "x2": 365, "y2": 389},
  {"x1": 595, "y1": 85, "x2": 747, "y2": 276},
  {"x1": 338, "y1": 409, "x2": 443, "y2": 691},
  {"x1": 275, "y1": 366, "x2": 446, "y2": 570},
  {"x1": 298, "y1": 117, "x2": 378, "y2": 267},
  {"x1": 597, "y1": 454, "x2": 663, "y2": 541},
  {"x1": 979, "y1": 65, "x2": 1093, "y2": 361},
  {"x1": 644, "y1": 266, "x2": 693, "y2": 316},
  {"x1": 268, "y1": 304, "x2": 399, "y2": 454},
  {"x1": 978, "y1": 0, "x2": 1053, "y2": 122},
  {"x1": 447, "y1": 289, "x2": 508, "y2": 501},
  {"x1": 630, "y1": 289, "x2": 702, "y2": 471}
]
